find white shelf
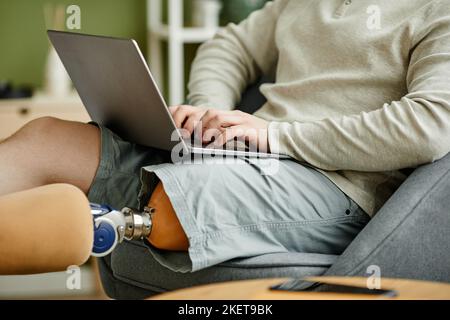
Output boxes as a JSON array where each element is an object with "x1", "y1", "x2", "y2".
[{"x1": 147, "y1": 0, "x2": 220, "y2": 106}]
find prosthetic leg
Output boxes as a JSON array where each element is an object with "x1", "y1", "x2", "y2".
[
  {"x1": 0, "y1": 184, "x2": 94, "y2": 275},
  {"x1": 0, "y1": 183, "x2": 185, "y2": 275},
  {"x1": 90, "y1": 204, "x2": 155, "y2": 257},
  {"x1": 0, "y1": 184, "x2": 156, "y2": 275}
]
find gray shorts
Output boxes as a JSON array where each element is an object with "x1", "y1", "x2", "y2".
[{"x1": 88, "y1": 124, "x2": 370, "y2": 273}]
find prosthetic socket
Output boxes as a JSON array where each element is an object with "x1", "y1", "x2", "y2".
[{"x1": 90, "y1": 203, "x2": 154, "y2": 257}]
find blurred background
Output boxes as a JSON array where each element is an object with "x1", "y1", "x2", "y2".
[{"x1": 0, "y1": 0, "x2": 269, "y2": 299}]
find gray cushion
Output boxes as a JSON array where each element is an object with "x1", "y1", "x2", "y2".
[
  {"x1": 325, "y1": 153, "x2": 450, "y2": 282},
  {"x1": 99, "y1": 240, "x2": 337, "y2": 299}
]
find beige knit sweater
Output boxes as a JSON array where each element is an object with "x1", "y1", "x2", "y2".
[{"x1": 187, "y1": 0, "x2": 450, "y2": 216}]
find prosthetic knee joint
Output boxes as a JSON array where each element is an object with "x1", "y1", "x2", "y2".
[{"x1": 90, "y1": 203, "x2": 154, "y2": 257}]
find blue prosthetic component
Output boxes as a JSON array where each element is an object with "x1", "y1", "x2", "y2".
[
  {"x1": 89, "y1": 203, "x2": 152, "y2": 257},
  {"x1": 90, "y1": 203, "x2": 122, "y2": 257},
  {"x1": 92, "y1": 221, "x2": 116, "y2": 255}
]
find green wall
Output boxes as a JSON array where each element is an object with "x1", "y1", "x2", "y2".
[
  {"x1": 0, "y1": 0, "x2": 265, "y2": 96},
  {"x1": 0, "y1": 0, "x2": 147, "y2": 89}
]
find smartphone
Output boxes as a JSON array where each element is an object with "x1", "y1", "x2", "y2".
[{"x1": 270, "y1": 279, "x2": 397, "y2": 298}]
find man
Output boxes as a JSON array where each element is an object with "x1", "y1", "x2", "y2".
[{"x1": 1, "y1": 0, "x2": 449, "y2": 273}]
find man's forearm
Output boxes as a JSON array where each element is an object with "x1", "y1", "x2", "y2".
[{"x1": 269, "y1": 97, "x2": 450, "y2": 172}]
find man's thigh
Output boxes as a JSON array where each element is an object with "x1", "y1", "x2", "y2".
[
  {"x1": 87, "y1": 124, "x2": 171, "y2": 210},
  {"x1": 139, "y1": 158, "x2": 371, "y2": 272}
]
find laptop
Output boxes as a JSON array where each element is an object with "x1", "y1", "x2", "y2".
[{"x1": 47, "y1": 30, "x2": 286, "y2": 159}]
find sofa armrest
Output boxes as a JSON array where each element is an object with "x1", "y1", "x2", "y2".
[{"x1": 325, "y1": 153, "x2": 450, "y2": 282}]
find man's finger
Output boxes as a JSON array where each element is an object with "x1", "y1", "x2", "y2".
[
  {"x1": 168, "y1": 105, "x2": 179, "y2": 115},
  {"x1": 210, "y1": 125, "x2": 247, "y2": 148},
  {"x1": 200, "y1": 112, "x2": 245, "y2": 142},
  {"x1": 198, "y1": 109, "x2": 220, "y2": 126},
  {"x1": 172, "y1": 105, "x2": 195, "y2": 128},
  {"x1": 202, "y1": 128, "x2": 224, "y2": 146},
  {"x1": 204, "y1": 114, "x2": 243, "y2": 132},
  {"x1": 183, "y1": 112, "x2": 205, "y2": 137}
]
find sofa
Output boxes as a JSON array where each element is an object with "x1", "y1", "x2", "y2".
[{"x1": 96, "y1": 80, "x2": 450, "y2": 299}]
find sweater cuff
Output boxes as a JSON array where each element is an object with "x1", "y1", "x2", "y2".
[
  {"x1": 268, "y1": 121, "x2": 308, "y2": 163},
  {"x1": 268, "y1": 122, "x2": 280, "y2": 154},
  {"x1": 268, "y1": 121, "x2": 291, "y2": 155}
]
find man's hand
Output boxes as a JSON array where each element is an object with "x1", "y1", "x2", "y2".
[{"x1": 169, "y1": 105, "x2": 270, "y2": 152}]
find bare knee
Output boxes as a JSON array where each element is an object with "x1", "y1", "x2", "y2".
[
  {"x1": 25, "y1": 116, "x2": 61, "y2": 130},
  {"x1": 16, "y1": 117, "x2": 70, "y2": 143},
  {"x1": 9, "y1": 117, "x2": 100, "y2": 193}
]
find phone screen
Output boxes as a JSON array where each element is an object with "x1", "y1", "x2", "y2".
[{"x1": 270, "y1": 279, "x2": 397, "y2": 297}]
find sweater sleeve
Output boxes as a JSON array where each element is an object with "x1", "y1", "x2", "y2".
[
  {"x1": 269, "y1": 4, "x2": 450, "y2": 172},
  {"x1": 187, "y1": 0, "x2": 288, "y2": 110}
]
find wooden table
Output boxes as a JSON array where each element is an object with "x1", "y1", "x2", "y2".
[{"x1": 152, "y1": 277, "x2": 450, "y2": 300}]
